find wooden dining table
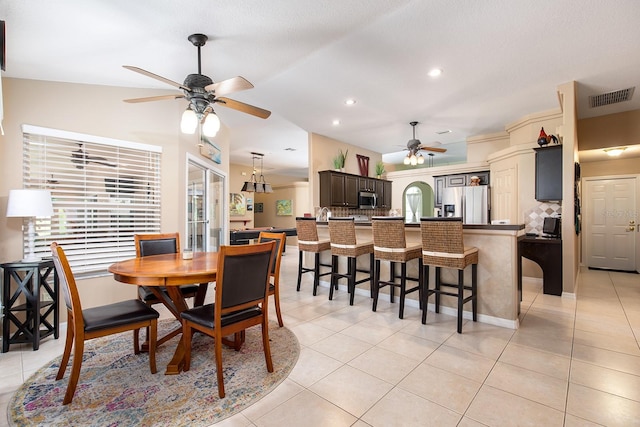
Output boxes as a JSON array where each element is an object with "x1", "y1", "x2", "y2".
[{"x1": 108, "y1": 251, "x2": 218, "y2": 375}]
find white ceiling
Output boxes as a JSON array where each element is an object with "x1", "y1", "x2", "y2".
[{"x1": 2, "y1": 0, "x2": 640, "y2": 176}]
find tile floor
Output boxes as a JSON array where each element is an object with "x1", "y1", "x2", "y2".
[{"x1": 1, "y1": 250, "x2": 640, "y2": 426}]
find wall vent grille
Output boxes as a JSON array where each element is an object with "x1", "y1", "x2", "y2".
[{"x1": 589, "y1": 87, "x2": 635, "y2": 108}]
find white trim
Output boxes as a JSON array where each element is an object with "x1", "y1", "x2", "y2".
[
  {"x1": 423, "y1": 250, "x2": 463, "y2": 258},
  {"x1": 331, "y1": 243, "x2": 357, "y2": 249},
  {"x1": 374, "y1": 246, "x2": 408, "y2": 253},
  {"x1": 299, "y1": 240, "x2": 329, "y2": 245},
  {"x1": 22, "y1": 124, "x2": 162, "y2": 153}
]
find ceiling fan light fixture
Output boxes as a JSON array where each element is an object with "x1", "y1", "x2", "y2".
[
  {"x1": 202, "y1": 112, "x2": 221, "y2": 137},
  {"x1": 417, "y1": 154, "x2": 425, "y2": 164},
  {"x1": 410, "y1": 154, "x2": 418, "y2": 166},
  {"x1": 180, "y1": 108, "x2": 198, "y2": 134},
  {"x1": 403, "y1": 155, "x2": 411, "y2": 165}
]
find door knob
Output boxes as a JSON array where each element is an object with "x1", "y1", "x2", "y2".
[{"x1": 627, "y1": 220, "x2": 636, "y2": 232}]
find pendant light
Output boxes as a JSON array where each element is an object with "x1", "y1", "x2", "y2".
[{"x1": 241, "y1": 152, "x2": 272, "y2": 193}]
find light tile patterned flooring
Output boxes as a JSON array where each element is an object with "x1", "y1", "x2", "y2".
[{"x1": 2, "y1": 250, "x2": 640, "y2": 426}]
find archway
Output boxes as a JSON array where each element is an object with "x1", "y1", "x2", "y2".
[{"x1": 402, "y1": 181, "x2": 434, "y2": 223}]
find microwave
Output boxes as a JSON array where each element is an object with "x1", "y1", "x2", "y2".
[{"x1": 359, "y1": 191, "x2": 377, "y2": 209}]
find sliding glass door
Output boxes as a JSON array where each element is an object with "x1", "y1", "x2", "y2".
[{"x1": 186, "y1": 155, "x2": 226, "y2": 252}]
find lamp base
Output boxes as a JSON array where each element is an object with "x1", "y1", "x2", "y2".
[{"x1": 21, "y1": 255, "x2": 43, "y2": 263}]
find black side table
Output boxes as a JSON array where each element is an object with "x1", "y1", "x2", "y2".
[{"x1": 1, "y1": 259, "x2": 59, "y2": 352}]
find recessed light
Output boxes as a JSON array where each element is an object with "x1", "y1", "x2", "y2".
[
  {"x1": 435, "y1": 129, "x2": 451, "y2": 135},
  {"x1": 604, "y1": 147, "x2": 627, "y2": 157},
  {"x1": 428, "y1": 68, "x2": 443, "y2": 78},
  {"x1": 332, "y1": 119, "x2": 341, "y2": 126},
  {"x1": 344, "y1": 99, "x2": 356, "y2": 106},
  {"x1": 284, "y1": 147, "x2": 296, "y2": 151}
]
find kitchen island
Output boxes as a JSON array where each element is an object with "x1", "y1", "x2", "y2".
[{"x1": 314, "y1": 222, "x2": 524, "y2": 329}]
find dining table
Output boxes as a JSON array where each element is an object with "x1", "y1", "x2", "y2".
[{"x1": 108, "y1": 251, "x2": 218, "y2": 375}]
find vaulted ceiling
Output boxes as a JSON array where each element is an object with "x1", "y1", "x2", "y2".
[{"x1": 2, "y1": 1, "x2": 639, "y2": 176}]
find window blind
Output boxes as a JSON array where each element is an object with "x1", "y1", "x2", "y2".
[{"x1": 22, "y1": 125, "x2": 162, "y2": 278}]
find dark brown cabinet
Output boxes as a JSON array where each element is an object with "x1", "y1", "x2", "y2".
[
  {"x1": 319, "y1": 171, "x2": 359, "y2": 207},
  {"x1": 535, "y1": 145, "x2": 562, "y2": 201},
  {"x1": 319, "y1": 170, "x2": 391, "y2": 209},
  {"x1": 377, "y1": 180, "x2": 392, "y2": 208}
]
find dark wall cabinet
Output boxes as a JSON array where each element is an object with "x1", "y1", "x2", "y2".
[
  {"x1": 319, "y1": 170, "x2": 391, "y2": 208},
  {"x1": 534, "y1": 145, "x2": 562, "y2": 201},
  {"x1": 434, "y1": 171, "x2": 490, "y2": 209}
]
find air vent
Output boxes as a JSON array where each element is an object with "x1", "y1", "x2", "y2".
[{"x1": 589, "y1": 87, "x2": 635, "y2": 108}]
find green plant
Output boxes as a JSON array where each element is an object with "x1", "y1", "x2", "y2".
[
  {"x1": 337, "y1": 149, "x2": 348, "y2": 168},
  {"x1": 333, "y1": 156, "x2": 342, "y2": 169},
  {"x1": 375, "y1": 161, "x2": 385, "y2": 176}
]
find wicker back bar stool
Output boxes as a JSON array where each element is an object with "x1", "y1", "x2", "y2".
[
  {"x1": 295, "y1": 217, "x2": 332, "y2": 295},
  {"x1": 328, "y1": 217, "x2": 374, "y2": 305},
  {"x1": 420, "y1": 217, "x2": 478, "y2": 333},
  {"x1": 371, "y1": 217, "x2": 422, "y2": 319}
]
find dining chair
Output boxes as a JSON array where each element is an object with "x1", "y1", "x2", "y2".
[
  {"x1": 133, "y1": 232, "x2": 202, "y2": 350},
  {"x1": 180, "y1": 241, "x2": 276, "y2": 398},
  {"x1": 257, "y1": 231, "x2": 286, "y2": 327},
  {"x1": 50, "y1": 242, "x2": 160, "y2": 405}
]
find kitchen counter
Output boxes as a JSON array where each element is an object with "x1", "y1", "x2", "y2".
[{"x1": 313, "y1": 221, "x2": 525, "y2": 329}]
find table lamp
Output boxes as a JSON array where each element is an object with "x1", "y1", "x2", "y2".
[{"x1": 6, "y1": 189, "x2": 54, "y2": 262}]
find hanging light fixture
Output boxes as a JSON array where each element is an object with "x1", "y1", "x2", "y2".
[{"x1": 241, "y1": 152, "x2": 273, "y2": 193}]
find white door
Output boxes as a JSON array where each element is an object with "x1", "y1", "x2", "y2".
[{"x1": 584, "y1": 176, "x2": 637, "y2": 271}]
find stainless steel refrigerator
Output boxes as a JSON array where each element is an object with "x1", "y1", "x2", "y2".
[{"x1": 441, "y1": 186, "x2": 490, "y2": 224}]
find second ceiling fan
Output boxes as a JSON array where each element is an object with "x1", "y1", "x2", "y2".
[
  {"x1": 404, "y1": 121, "x2": 446, "y2": 165},
  {"x1": 123, "y1": 33, "x2": 271, "y2": 136}
]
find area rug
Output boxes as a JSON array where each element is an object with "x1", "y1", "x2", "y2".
[{"x1": 8, "y1": 319, "x2": 299, "y2": 427}]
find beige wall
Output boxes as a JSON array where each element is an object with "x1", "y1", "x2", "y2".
[
  {"x1": 1, "y1": 78, "x2": 230, "y2": 315},
  {"x1": 229, "y1": 163, "x2": 256, "y2": 229},
  {"x1": 308, "y1": 133, "x2": 383, "y2": 212},
  {"x1": 578, "y1": 109, "x2": 640, "y2": 151}
]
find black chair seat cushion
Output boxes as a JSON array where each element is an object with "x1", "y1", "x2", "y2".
[
  {"x1": 138, "y1": 284, "x2": 200, "y2": 303},
  {"x1": 180, "y1": 303, "x2": 262, "y2": 329},
  {"x1": 83, "y1": 300, "x2": 159, "y2": 333}
]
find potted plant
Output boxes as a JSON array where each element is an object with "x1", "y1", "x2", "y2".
[
  {"x1": 334, "y1": 149, "x2": 348, "y2": 172},
  {"x1": 375, "y1": 161, "x2": 385, "y2": 179}
]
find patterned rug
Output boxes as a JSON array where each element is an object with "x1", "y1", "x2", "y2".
[{"x1": 8, "y1": 319, "x2": 299, "y2": 426}]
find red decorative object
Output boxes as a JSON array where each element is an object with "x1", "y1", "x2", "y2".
[{"x1": 356, "y1": 154, "x2": 369, "y2": 177}]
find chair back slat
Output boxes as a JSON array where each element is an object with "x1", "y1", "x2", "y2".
[
  {"x1": 296, "y1": 217, "x2": 319, "y2": 242},
  {"x1": 135, "y1": 232, "x2": 180, "y2": 257},
  {"x1": 50, "y1": 243, "x2": 82, "y2": 320},
  {"x1": 328, "y1": 217, "x2": 357, "y2": 246},
  {"x1": 420, "y1": 217, "x2": 464, "y2": 254},
  {"x1": 257, "y1": 232, "x2": 286, "y2": 276},
  {"x1": 372, "y1": 216, "x2": 407, "y2": 249},
  {"x1": 217, "y1": 242, "x2": 275, "y2": 311}
]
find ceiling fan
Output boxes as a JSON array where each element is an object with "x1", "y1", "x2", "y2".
[
  {"x1": 71, "y1": 144, "x2": 116, "y2": 169},
  {"x1": 122, "y1": 33, "x2": 271, "y2": 136},
  {"x1": 403, "y1": 121, "x2": 446, "y2": 165}
]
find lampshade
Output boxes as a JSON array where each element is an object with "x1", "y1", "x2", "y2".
[
  {"x1": 180, "y1": 108, "x2": 198, "y2": 134},
  {"x1": 417, "y1": 154, "x2": 425, "y2": 164},
  {"x1": 241, "y1": 180, "x2": 256, "y2": 192},
  {"x1": 202, "y1": 112, "x2": 221, "y2": 137},
  {"x1": 403, "y1": 155, "x2": 410, "y2": 165},
  {"x1": 7, "y1": 189, "x2": 54, "y2": 262},
  {"x1": 6, "y1": 189, "x2": 53, "y2": 218}
]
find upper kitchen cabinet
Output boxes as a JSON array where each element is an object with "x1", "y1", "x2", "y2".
[
  {"x1": 377, "y1": 180, "x2": 392, "y2": 209},
  {"x1": 534, "y1": 145, "x2": 562, "y2": 201},
  {"x1": 358, "y1": 177, "x2": 376, "y2": 193},
  {"x1": 319, "y1": 170, "x2": 359, "y2": 207}
]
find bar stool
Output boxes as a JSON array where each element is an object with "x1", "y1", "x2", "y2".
[
  {"x1": 328, "y1": 217, "x2": 374, "y2": 305},
  {"x1": 371, "y1": 217, "x2": 422, "y2": 319},
  {"x1": 420, "y1": 217, "x2": 478, "y2": 333},
  {"x1": 295, "y1": 217, "x2": 332, "y2": 295}
]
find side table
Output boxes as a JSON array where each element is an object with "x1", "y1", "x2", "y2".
[{"x1": 1, "y1": 259, "x2": 59, "y2": 352}]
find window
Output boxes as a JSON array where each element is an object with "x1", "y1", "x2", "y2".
[
  {"x1": 405, "y1": 186, "x2": 422, "y2": 223},
  {"x1": 22, "y1": 125, "x2": 162, "y2": 278}
]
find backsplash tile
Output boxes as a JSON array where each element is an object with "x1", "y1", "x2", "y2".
[{"x1": 524, "y1": 202, "x2": 562, "y2": 234}]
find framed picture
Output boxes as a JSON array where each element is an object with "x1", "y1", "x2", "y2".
[
  {"x1": 276, "y1": 199, "x2": 293, "y2": 216},
  {"x1": 200, "y1": 135, "x2": 222, "y2": 164},
  {"x1": 229, "y1": 193, "x2": 246, "y2": 216},
  {"x1": 255, "y1": 202, "x2": 264, "y2": 213}
]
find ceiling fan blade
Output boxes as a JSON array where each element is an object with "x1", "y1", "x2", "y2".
[
  {"x1": 420, "y1": 146, "x2": 447, "y2": 153},
  {"x1": 123, "y1": 94, "x2": 185, "y2": 103},
  {"x1": 123, "y1": 65, "x2": 191, "y2": 92},
  {"x1": 204, "y1": 76, "x2": 254, "y2": 96},
  {"x1": 216, "y1": 97, "x2": 271, "y2": 119}
]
